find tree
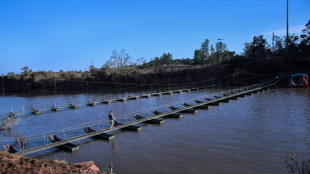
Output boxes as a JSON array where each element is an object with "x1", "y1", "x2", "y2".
[
  {"x1": 300, "y1": 20, "x2": 310, "y2": 57},
  {"x1": 209, "y1": 44, "x2": 216, "y2": 63},
  {"x1": 271, "y1": 35, "x2": 285, "y2": 56},
  {"x1": 133, "y1": 57, "x2": 146, "y2": 70},
  {"x1": 210, "y1": 44, "x2": 215, "y2": 55},
  {"x1": 170, "y1": 58, "x2": 193, "y2": 65},
  {"x1": 215, "y1": 41, "x2": 228, "y2": 63},
  {"x1": 201, "y1": 39, "x2": 210, "y2": 65},
  {"x1": 21, "y1": 66, "x2": 32, "y2": 76},
  {"x1": 160, "y1": 53, "x2": 173, "y2": 65},
  {"x1": 243, "y1": 42, "x2": 253, "y2": 58},
  {"x1": 107, "y1": 49, "x2": 131, "y2": 72},
  {"x1": 287, "y1": 34, "x2": 300, "y2": 52},
  {"x1": 193, "y1": 49, "x2": 203, "y2": 65},
  {"x1": 243, "y1": 35, "x2": 268, "y2": 58},
  {"x1": 300, "y1": 19, "x2": 310, "y2": 46},
  {"x1": 153, "y1": 57, "x2": 160, "y2": 73},
  {"x1": 89, "y1": 63, "x2": 97, "y2": 76},
  {"x1": 7, "y1": 72, "x2": 15, "y2": 76}
]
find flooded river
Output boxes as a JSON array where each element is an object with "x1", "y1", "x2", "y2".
[{"x1": 1, "y1": 88, "x2": 310, "y2": 174}]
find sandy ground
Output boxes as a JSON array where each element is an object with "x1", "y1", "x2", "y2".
[{"x1": 0, "y1": 151, "x2": 108, "y2": 174}]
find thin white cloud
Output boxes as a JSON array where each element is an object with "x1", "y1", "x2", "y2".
[{"x1": 263, "y1": 25, "x2": 305, "y2": 37}]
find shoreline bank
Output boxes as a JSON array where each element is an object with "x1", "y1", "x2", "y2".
[
  {"x1": 3, "y1": 57, "x2": 309, "y2": 94},
  {"x1": 0, "y1": 151, "x2": 108, "y2": 174}
]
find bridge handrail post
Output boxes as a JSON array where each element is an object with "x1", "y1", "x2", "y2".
[
  {"x1": 18, "y1": 138, "x2": 22, "y2": 152},
  {"x1": 22, "y1": 139, "x2": 25, "y2": 154},
  {"x1": 125, "y1": 115, "x2": 128, "y2": 123},
  {"x1": 44, "y1": 133, "x2": 46, "y2": 145},
  {"x1": 98, "y1": 120, "x2": 101, "y2": 130}
]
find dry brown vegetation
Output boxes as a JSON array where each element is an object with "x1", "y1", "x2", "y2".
[
  {"x1": 2, "y1": 57, "x2": 310, "y2": 94},
  {"x1": 286, "y1": 151, "x2": 310, "y2": 174}
]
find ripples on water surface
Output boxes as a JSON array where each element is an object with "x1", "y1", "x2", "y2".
[{"x1": 1, "y1": 88, "x2": 310, "y2": 174}]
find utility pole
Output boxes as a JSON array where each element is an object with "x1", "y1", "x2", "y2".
[{"x1": 286, "y1": 0, "x2": 289, "y2": 53}]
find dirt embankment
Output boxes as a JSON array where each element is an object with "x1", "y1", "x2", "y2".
[
  {"x1": 2, "y1": 57, "x2": 310, "y2": 94},
  {"x1": 0, "y1": 151, "x2": 107, "y2": 174}
]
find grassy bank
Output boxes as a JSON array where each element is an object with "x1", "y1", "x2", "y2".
[{"x1": 2, "y1": 57, "x2": 309, "y2": 94}]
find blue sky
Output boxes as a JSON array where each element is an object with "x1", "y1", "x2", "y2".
[{"x1": 0, "y1": 0, "x2": 309, "y2": 74}]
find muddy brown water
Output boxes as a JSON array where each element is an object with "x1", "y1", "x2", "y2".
[{"x1": 0, "y1": 88, "x2": 310, "y2": 174}]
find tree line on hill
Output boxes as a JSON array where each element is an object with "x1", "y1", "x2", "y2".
[{"x1": 144, "y1": 19, "x2": 310, "y2": 68}]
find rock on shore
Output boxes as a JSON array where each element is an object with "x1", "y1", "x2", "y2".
[{"x1": 0, "y1": 151, "x2": 106, "y2": 174}]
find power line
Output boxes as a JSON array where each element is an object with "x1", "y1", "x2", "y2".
[
  {"x1": 236, "y1": 0, "x2": 283, "y2": 5},
  {"x1": 207, "y1": 0, "x2": 283, "y2": 8},
  {"x1": 0, "y1": 17, "x2": 110, "y2": 32},
  {"x1": 182, "y1": 0, "x2": 285, "y2": 12}
]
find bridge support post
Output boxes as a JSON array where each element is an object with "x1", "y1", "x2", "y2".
[
  {"x1": 44, "y1": 133, "x2": 46, "y2": 145},
  {"x1": 18, "y1": 138, "x2": 22, "y2": 152}
]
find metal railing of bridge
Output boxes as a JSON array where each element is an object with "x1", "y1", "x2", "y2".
[{"x1": 0, "y1": 77, "x2": 281, "y2": 156}]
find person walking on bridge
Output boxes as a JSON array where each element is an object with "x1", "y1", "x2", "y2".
[{"x1": 109, "y1": 111, "x2": 116, "y2": 129}]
